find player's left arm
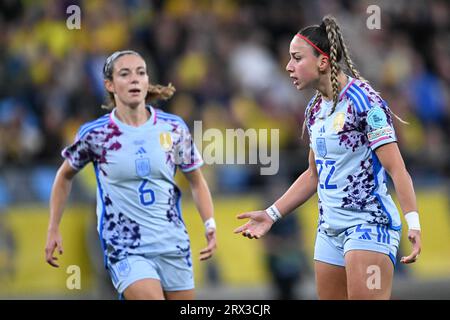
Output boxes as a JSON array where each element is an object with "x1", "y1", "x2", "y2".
[
  {"x1": 184, "y1": 168, "x2": 216, "y2": 261},
  {"x1": 375, "y1": 142, "x2": 421, "y2": 264}
]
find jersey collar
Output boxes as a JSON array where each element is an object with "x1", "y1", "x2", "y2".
[{"x1": 110, "y1": 105, "x2": 156, "y2": 131}]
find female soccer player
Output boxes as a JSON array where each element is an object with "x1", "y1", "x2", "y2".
[
  {"x1": 45, "y1": 50, "x2": 217, "y2": 300},
  {"x1": 234, "y1": 16, "x2": 422, "y2": 300}
]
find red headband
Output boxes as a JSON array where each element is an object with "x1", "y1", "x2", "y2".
[{"x1": 295, "y1": 34, "x2": 330, "y2": 59}]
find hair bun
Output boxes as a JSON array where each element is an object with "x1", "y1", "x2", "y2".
[{"x1": 322, "y1": 15, "x2": 338, "y2": 28}]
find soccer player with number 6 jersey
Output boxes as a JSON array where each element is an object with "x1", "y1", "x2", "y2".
[{"x1": 45, "y1": 50, "x2": 216, "y2": 300}]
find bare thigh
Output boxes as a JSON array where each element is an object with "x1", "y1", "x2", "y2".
[
  {"x1": 345, "y1": 250, "x2": 393, "y2": 300},
  {"x1": 164, "y1": 289, "x2": 195, "y2": 300},
  {"x1": 123, "y1": 278, "x2": 165, "y2": 300},
  {"x1": 314, "y1": 261, "x2": 347, "y2": 300}
]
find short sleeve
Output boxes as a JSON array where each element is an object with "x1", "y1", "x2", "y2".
[
  {"x1": 360, "y1": 102, "x2": 397, "y2": 150},
  {"x1": 61, "y1": 130, "x2": 94, "y2": 171},
  {"x1": 176, "y1": 126, "x2": 204, "y2": 172}
]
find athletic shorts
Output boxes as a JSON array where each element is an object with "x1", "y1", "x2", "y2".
[
  {"x1": 314, "y1": 223, "x2": 401, "y2": 267},
  {"x1": 107, "y1": 253, "x2": 194, "y2": 294}
]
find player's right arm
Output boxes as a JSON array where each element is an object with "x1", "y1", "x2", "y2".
[
  {"x1": 45, "y1": 160, "x2": 79, "y2": 267},
  {"x1": 234, "y1": 149, "x2": 318, "y2": 239}
]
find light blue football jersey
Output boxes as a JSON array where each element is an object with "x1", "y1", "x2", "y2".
[
  {"x1": 306, "y1": 77, "x2": 402, "y2": 236},
  {"x1": 62, "y1": 105, "x2": 203, "y2": 265}
]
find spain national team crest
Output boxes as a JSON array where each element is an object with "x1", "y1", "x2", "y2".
[
  {"x1": 316, "y1": 137, "x2": 327, "y2": 157},
  {"x1": 332, "y1": 112, "x2": 345, "y2": 133},
  {"x1": 117, "y1": 259, "x2": 131, "y2": 277},
  {"x1": 135, "y1": 158, "x2": 151, "y2": 177},
  {"x1": 159, "y1": 132, "x2": 173, "y2": 151}
]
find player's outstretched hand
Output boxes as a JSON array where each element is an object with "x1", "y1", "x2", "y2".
[{"x1": 234, "y1": 210, "x2": 274, "y2": 239}]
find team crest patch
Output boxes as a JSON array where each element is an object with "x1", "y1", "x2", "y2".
[
  {"x1": 135, "y1": 158, "x2": 151, "y2": 177},
  {"x1": 367, "y1": 106, "x2": 388, "y2": 129},
  {"x1": 117, "y1": 259, "x2": 131, "y2": 277},
  {"x1": 159, "y1": 132, "x2": 173, "y2": 151},
  {"x1": 332, "y1": 112, "x2": 345, "y2": 132},
  {"x1": 316, "y1": 137, "x2": 327, "y2": 157}
]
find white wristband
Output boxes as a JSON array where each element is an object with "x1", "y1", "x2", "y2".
[
  {"x1": 405, "y1": 211, "x2": 421, "y2": 231},
  {"x1": 265, "y1": 204, "x2": 282, "y2": 222},
  {"x1": 204, "y1": 217, "x2": 216, "y2": 231}
]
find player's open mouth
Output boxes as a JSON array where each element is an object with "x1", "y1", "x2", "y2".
[{"x1": 129, "y1": 88, "x2": 141, "y2": 94}]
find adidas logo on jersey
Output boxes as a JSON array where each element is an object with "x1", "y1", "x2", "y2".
[
  {"x1": 136, "y1": 147, "x2": 147, "y2": 155},
  {"x1": 319, "y1": 125, "x2": 325, "y2": 133}
]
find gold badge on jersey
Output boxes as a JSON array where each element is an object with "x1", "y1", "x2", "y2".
[
  {"x1": 332, "y1": 112, "x2": 345, "y2": 133},
  {"x1": 159, "y1": 132, "x2": 173, "y2": 151}
]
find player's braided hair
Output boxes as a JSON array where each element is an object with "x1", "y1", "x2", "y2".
[
  {"x1": 327, "y1": 16, "x2": 407, "y2": 123},
  {"x1": 102, "y1": 50, "x2": 175, "y2": 110},
  {"x1": 330, "y1": 18, "x2": 365, "y2": 82},
  {"x1": 299, "y1": 16, "x2": 399, "y2": 138},
  {"x1": 324, "y1": 19, "x2": 340, "y2": 117}
]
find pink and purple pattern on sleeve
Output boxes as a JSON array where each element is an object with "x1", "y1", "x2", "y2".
[
  {"x1": 346, "y1": 81, "x2": 397, "y2": 151},
  {"x1": 61, "y1": 116, "x2": 123, "y2": 174}
]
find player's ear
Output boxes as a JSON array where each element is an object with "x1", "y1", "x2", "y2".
[
  {"x1": 317, "y1": 55, "x2": 329, "y2": 72},
  {"x1": 104, "y1": 79, "x2": 114, "y2": 94}
]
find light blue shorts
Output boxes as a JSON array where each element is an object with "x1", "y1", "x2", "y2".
[
  {"x1": 314, "y1": 224, "x2": 401, "y2": 267},
  {"x1": 107, "y1": 254, "x2": 194, "y2": 294}
]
